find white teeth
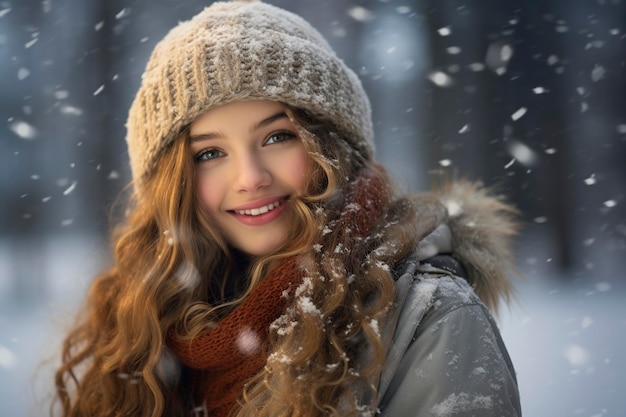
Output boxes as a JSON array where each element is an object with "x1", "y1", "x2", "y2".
[{"x1": 235, "y1": 200, "x2": 281, "y2": 216}]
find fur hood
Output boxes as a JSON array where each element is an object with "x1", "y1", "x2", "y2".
[{"x1": 412, "y1": 181, "x2": 520, "y2": 311}]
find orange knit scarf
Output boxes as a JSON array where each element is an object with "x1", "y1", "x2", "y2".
[{"x1": 169, "y1": 168, "x2": 387, "y2": 417}]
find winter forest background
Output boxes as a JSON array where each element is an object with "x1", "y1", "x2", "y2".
[{"x1": 1, "y1": 0, "x2": 624, "y2": 416}]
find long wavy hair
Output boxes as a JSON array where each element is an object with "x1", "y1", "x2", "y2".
[{"x1": 52, "y1": 106, "x2": 423, "y2": 417}]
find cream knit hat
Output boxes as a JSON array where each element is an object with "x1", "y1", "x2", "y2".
[{"x1": 126, "y1": 0, "x2": 374, "y2": 193}]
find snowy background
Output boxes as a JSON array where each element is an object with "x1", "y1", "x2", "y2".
[{"x1": 1, "y1": 0, "x2": 625, "y2": 416}]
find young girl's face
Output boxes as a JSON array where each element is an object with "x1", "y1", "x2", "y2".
[{"x1": 190, "y1": 100, "x2": 310, "y2": 257}]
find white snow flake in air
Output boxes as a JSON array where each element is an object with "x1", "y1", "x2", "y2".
[
  {"x1": 511, "y1": 107, "x2": 527, "y2": 121},
  {"x1": 25, "y1": 37, "x2": 38, "y2": 48},
  {"x1": 591, "y1": 64, "x2": 606, "y2": 82},
  {"x1": 428, "y1": 71, "x2": 454, "y2": 87},
  {"x1": 174, "y1": 259, "x2": 201, "y2": 290},
  {"x1": 485, "y1": 42, "x2": 513, "y2": 72},
  {"x1": 584, "y1": 174, "x2": 596, "y2": 185},
  {"x1": 347, "y1": 6, "x2": 376, "y2": 22},
  {"x1": 458, "y1": 124, "x2": 470, "y2": 134},
  {"x1": 0, "y1": 8, "x2": 12, "y2": 18},
  {"x1": 534, "y1": 216, "x2": 548, "y2": 224},
  {"x1": 54, "y1": 90, "x2": 69, "y2": 99},
  {"x1": 581, "y1": 102, "x2": 589, "y2": 113},
  {"x1": 446, "y1": 46, "x2": 461, "y2": 55},
  {"x1": 468, "y1": 62, "x2": 485, "y2": 72},
  {"x1": 107, "y1": 170, "x2": 120, "y2": 180},
  {"x1": 545, "y1": 148, "x2": 557, "y2": 155},
  {"x1": 0, "y1": 345, "x2": 18, "y2": 369},
  {"x1": 532, "y1": 86, "x2": 547, "y2": 94},
  {"x1": 60, "y1": 105, "x2": 83, "y2": 116},
  {"x1": 437, "y1": 26, "x2": 452, "y2": 36},
  {"x1": 564, "y1": 344, "x2": 589, "y2": 366},
  {"x1": 63, "y1": 181, "x2": 78, "y2": 195},
  {"x1": 547, "y1": 55, "x2": 559, "y2": 66},
  {"x1": 17, "y1": 68, "x2": 30, "y2": 80},
  {"x1": 93, "y1": 85, "x2": 105, "y2": 96},
  {"x1": 616, "y1": 124, "x2": 626, "y2": 134},
  {"x1": 508, "y1": 140, "x2": 537, "y2": 166},
  {"x1": 236, "y1": 328, "x2": 261, "y2": 356},
  {"x1": 438, "y1": 159, "x2": 452, "y2": 167},
  {"x1": 583, "y1": 238, "x2": 595, "y2": 247},
  {"x1": 555, "y1": 24, "x2": 569, "y2": 33},
  {"x1": 95, "y1": 21, "x2": 104, "y2": 31},
  {"x1": 156, "y1": 348, "x2": 180, "y2": 384},
  {"x1": 115, "y1": 8, "x2": 131, "y2": 19},
  {"x1": 9, "y1": 120, "x2": 38, "y2": 140},
  {"x1": 603, "y1": 200, "x2": 617, "y2": 208}
]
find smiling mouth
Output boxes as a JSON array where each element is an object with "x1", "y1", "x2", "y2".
[{"x1": 232, "y1": 199, "x2": 283, "y2": 216}]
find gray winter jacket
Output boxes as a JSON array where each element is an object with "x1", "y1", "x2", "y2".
[{"x1": 376, "y1": 182, "x2": 522, "y2": 417}]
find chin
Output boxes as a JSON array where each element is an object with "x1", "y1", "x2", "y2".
[{"x1": 235, "y1": 240, "x2": 284, "y2": 258}]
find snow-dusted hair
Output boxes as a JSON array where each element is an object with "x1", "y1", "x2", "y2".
[{"x1": 52, "y1": 106, "x2": 423, "y2": 417}]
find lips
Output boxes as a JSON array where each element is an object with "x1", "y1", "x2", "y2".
[{"x1": 228, "y1": 196, "x2": 289, "y2": 226}]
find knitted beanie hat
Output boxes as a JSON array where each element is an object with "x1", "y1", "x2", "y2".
[{"x1": 126, "y1": 0, "x2": 374, "y2": 193}]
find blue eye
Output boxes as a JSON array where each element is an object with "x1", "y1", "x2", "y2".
[
  {"x1": 265, "y1": 131, "x2": 297, "y2": 145},
  {"x1": 195, "y1": 148, "x2": 224, "y2": 162}
]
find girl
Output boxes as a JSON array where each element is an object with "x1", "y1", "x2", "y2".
[{"x1": 53, "y1": 1, "x2": 522, "y2": 416}]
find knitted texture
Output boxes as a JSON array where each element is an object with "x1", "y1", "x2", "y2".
[
  {"x1": 126, "y1": 0, "x2": 374, "y2": 194},
  {"x1": 168, "y1": 168, "x2": 387, "y2": 417},
  {"x1": 169, "y1": 257, "x2": 298, "y2": 416}
]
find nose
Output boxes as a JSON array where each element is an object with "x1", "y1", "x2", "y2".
[{"x1": 235, "y1": 151, "x2": 271, "y2": 192}]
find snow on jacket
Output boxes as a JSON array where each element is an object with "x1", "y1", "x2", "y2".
[{"x1": 376, "y1": 182, "x2": 522, "y2": 417}]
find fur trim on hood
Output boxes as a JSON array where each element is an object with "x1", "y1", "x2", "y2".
[{"x1": 414, "y1": 181, "x2": 520, "y2": 312}]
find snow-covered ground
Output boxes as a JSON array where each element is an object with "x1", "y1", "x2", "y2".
[{"x1": 1, "y1": 235, "x2": 624, "y2": 417}]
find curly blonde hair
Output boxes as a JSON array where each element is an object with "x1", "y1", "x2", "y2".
[{"x1": 52, "y1": 106, "x2": 422, "y2": 417}]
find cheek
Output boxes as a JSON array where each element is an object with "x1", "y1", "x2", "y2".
[
  {"x1": 286, "y1": 149, "x2": 310, "y2": 193},
  {"x1": 196, "y1": 175, "x2": 221, "y2": 214}
]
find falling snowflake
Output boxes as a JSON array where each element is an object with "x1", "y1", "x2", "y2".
[
  {"x1": 17, "y1": 68, "x2": 30, "y2": 80},
  {"x1": 511, "y1": 107, "x2": 527, "y2": 121},
  {"x1": 437, "y1": 26, "x2": 452, "y2": 36},
  {"x1": 236, "y1": 328, "x2": 261, "y2": 356},
  {"x1": 347, "y1": 6, "x2": 375, "y2": 22},
  {"x1": 0, "y1": 345, "x2": 17, "y2": 369},
  {"x1": 584, "y1": 174, "x2": 596, "y2": 185},
  {"x1": 591, "y1": 64, "x2": 606, "y2": 82},
  {"x1": 9, "y1": 120, "x2": 38, "y2": 140},
  {"x1": 93, "y1": 85, "x2": 105, "y2": 96},
  {"x1": 508, "y1": 140, "x2": 537, "y2": 166},
  {"x1": 428, "y1": 71, "x2": 454, "y2": 87},
  {"x1": 63, "y1": 181, "x2": 77, "y2": 195},
  {"x1": 564, "y1": 344, "x2": 589, "y2": 366}
]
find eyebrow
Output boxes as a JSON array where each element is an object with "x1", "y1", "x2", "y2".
[{"x1": 189, "y1": 111, "x2": 289, "y2": 143}]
